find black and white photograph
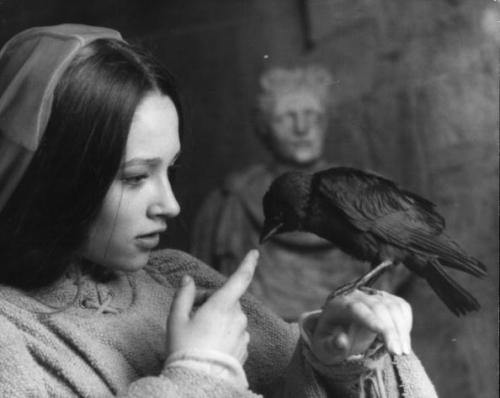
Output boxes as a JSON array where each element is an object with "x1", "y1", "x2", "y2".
[{"x1": 0, "y1": 1, "x2": 498, "y2": 397}]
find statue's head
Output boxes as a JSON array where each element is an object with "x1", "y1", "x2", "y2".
[{"x1": 256, "y1": 65, "x2": 333, "y2": 167}]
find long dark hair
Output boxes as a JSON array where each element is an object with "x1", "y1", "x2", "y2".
[{"x1": 0, "y1": 38, "x2": 183, "y2": 289}]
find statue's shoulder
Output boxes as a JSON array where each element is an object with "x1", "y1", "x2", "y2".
[{"x1": 223, "y1": 164, "x2": 270, "y2": 193}]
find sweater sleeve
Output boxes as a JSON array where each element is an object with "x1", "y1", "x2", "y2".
[
  {"x1": 0, "y1": 312, "x2": 260, "y2": 398},
  {"x1": 246, "y1": 302, "x2": 438, "y2": 398},
  {"x1": 0, "y1": 318, "x2": 51, "y2": 398},
  {"x1": 122, "y1": 368, "x2": 261, "y2": 398},
  {"x1": 164, "y1": 348, "x2": 249, "y2": 388},
  {"x1": 296, "y1": 309, "x2": 439, "y2": 398}
]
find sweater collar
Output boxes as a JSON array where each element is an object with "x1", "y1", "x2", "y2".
[{"x1": 13, "y1": 263, "x2": 134, "y2": 315}]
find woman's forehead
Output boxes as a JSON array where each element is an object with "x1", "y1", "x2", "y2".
[{"x1": 125, "y1": 94, "x2": 180, "y2": 161}]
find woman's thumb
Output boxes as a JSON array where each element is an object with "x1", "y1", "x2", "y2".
[{"x1": 169, "y1": 275, "x2": 196, "y2": 327}]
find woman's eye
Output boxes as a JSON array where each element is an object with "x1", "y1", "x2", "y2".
[{"x1": 122, "y1": 174, "x2": 148, "y2": 186}]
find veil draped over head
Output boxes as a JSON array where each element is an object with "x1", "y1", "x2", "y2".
[{"x1": 0, "y1": 24, "x2": 123, "y2": 212}]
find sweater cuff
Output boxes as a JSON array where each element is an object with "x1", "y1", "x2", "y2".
[
  {"x1": 298, "y1": 309, "x2": 388, "y2": 394},
  {"x1": 163, "y1": 349, "x2": 249, "y2": 389}
]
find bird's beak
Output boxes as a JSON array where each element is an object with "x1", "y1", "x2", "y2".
[{"x1": 259, "y1": 220, "x2": 284, "y2": 244}]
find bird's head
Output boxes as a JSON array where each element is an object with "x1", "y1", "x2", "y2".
[{"x1": 260, "y1": 171, "x2": 312, "y2": 244}]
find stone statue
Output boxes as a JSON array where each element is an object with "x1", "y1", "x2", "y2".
[{"x1": 191, "y1": 65, "x2": 408, "y2": 321}]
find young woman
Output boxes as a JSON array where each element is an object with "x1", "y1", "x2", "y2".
[{"x1": 0, "y1": 24, "x2": 438, "y2": 397}]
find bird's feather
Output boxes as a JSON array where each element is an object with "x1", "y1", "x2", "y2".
[
  {"x1": 372, "y1": 214, "x2": 486, "y2": 277},
  {"x1": 424, "y1": 259, "x2": 481, "y2": 316},
  {"x1": 316, "y1": 168, "x2": 444, "y2": 233}
]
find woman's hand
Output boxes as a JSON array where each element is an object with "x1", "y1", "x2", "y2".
[
  {"x1": 309, "y1": 289, "x2": 412, "y2": 365},
  {"x1": 166, "y1": 250, "x2": 259, "y2": 364}
]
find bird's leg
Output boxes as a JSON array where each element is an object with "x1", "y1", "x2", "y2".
[
  {"x1": 357, "y1": 259, "x2": 394, "y2": 289},
  {"x1": 324, "y1": 260, "x2": 394, "y2": 303}
]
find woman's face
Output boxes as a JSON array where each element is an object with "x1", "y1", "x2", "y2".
[
  {"x1": 267, "y1": 90, "x2": 326, "y2": 166},
  {"x1": 81, "y1": 92, "x2": 181, "y2": 272}
]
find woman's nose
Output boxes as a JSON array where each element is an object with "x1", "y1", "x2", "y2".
[{"x1": 148, "y1": 179, "x2": 181, "y2": 219}]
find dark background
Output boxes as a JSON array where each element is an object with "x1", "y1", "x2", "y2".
[{"x1": 1, "y1": 1, "x2": 498, "y2": 397}]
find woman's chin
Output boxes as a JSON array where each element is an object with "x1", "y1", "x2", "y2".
[{"x1": 98, "y1": 253, "x2": 151, "y2": 273}]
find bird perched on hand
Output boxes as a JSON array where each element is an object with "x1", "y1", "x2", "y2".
[{"x1": 259, "y1": 166, "x2": 487, "y2": 316}]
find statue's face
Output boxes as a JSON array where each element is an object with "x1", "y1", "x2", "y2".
[{"x1": 267, "y1": 90, "x2": 326, "y2": 166}]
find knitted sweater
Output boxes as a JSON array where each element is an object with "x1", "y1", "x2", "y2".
[{"x1": 0, "y1": 249, "x2": 438, "y2": 397}]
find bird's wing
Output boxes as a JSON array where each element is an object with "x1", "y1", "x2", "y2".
[
  {"x1": 371, "y1": 210, "x2": 454, "y2": 253},
  {"x1": 372, "y1": 212, "x2": 486, "y2": 277},
  {"x1": 317, "y1": 169, "x2": 486, "y2": 278},
  {"x1": 317, "y1": 171, "x2": 445, "y2": 235}
]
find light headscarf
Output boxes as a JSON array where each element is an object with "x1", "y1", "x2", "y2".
[{"x1": 0, "y1": 24, "x2": 123, "y2": 212}]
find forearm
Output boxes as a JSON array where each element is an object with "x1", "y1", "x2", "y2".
[
  {"x1": 298, "y1": 311, "x2": 439, "y2": 398},
  {"x1": 264, "y1": 337, "x2": 438, "y2": 398}
]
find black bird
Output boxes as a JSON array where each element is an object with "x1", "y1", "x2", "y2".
[{"x1": 259, "y1": 167, "x2": 487, "y2": 316}]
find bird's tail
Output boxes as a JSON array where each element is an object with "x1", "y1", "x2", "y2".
[{"x1": 423, "y1": 259, "x2": 480, "y2": 316}]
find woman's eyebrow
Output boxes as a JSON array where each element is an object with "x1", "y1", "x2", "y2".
[
  {"x1": 121, "y1": 151, "x2": 181, "y2": 168},
  {"x1": 121, "y1": 158, "x2": 162, "y2": 168}
]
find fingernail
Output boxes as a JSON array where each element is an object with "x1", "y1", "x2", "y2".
[{"x1": 181, "y1": 275, "x2": 192, "y2": 286}]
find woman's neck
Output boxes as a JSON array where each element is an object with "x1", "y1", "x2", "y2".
[{"x1": 77, "y1": 258, "x2": 119, "y2": 283}]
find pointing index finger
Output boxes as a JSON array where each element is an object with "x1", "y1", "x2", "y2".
[{"x1": 211, "y1": 250, "x2": 259, "y2": 306}]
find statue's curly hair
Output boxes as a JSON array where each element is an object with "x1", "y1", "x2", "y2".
[{"x1": 256, "y1": 65, "x2": 333, "y2": 117}]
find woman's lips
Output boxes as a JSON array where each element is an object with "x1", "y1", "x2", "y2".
[{"x1": 135, "y1": 233, "x2": 160, "y2": 250}]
